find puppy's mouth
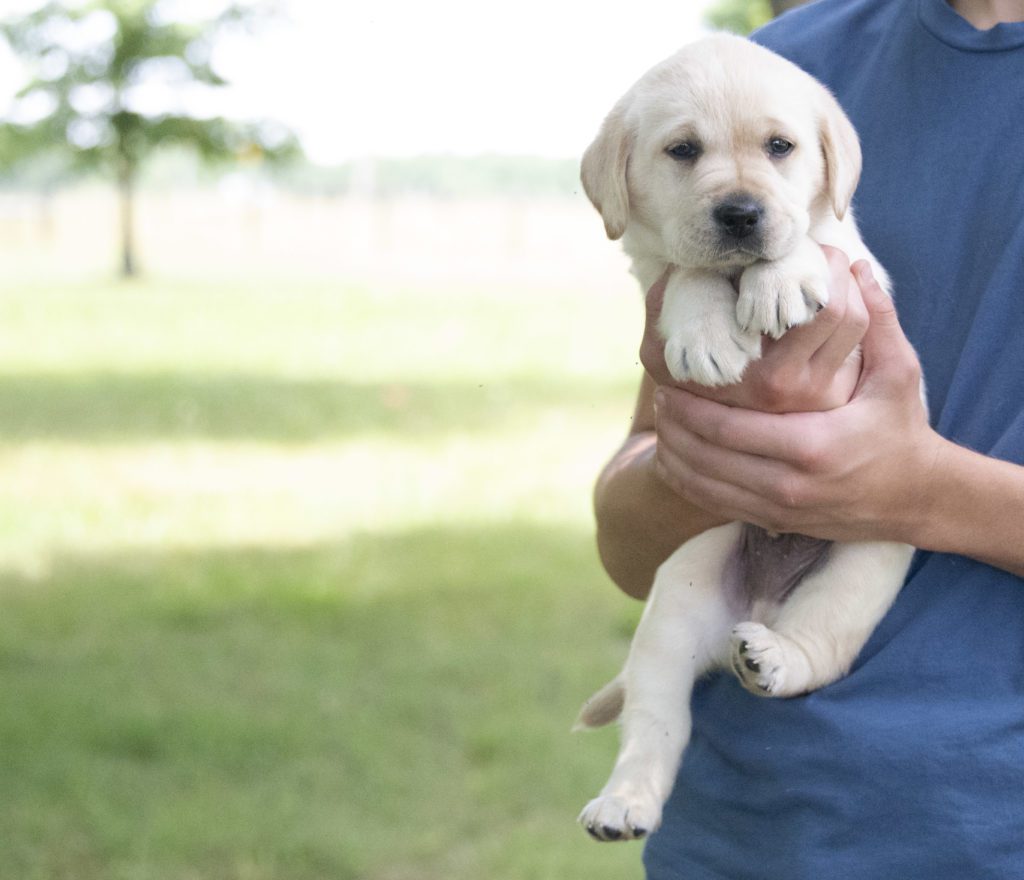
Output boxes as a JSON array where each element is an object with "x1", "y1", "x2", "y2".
[
  {"x1": 672, "y1": 242, "x2": 765, "y2": 272},
  {"x1": 705, "y1": 244, "x2": 766, "y2": 268}
]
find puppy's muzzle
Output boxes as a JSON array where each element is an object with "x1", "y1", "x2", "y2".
[{"x1": 713, "y1": 195, "x2": 764, "y2": 242}]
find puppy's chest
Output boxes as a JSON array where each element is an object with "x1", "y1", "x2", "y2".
[{"x1": 724, "y1": 524, "x2": 833, "y2": 614}]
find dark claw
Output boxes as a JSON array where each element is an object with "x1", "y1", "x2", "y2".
[
  {"x1": 681, "y1": 349, "x2": 689, "y2": 375},
  {"x1": 738, "y1": 640, "x2": 748, "y2": 655},
  {"x1": 630, "y1": 826, "x2": 649, "y2": 840},
  {"x1": 601, "y1": 825, "x2": 622, "y2": 841},
  {"x1": 744, "y1": 657, "x2": 760, "y2": 672},
  {"x1": 586, "y1": 824, "x2": 604, "y2": 841},
  {"x1": 708, "y1": 353, "x2": 722, "y2": 378},
  {"x1": 801, "y1": 286, "x2": 826, "y2": 313}
]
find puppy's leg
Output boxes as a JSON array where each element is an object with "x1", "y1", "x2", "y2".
[
  {"x1": 737, "y1": 236, "x2": 830, "y2": 339},
  {"x1": 579, "y1": 522, "x2": 741, "y2": 841},
  {"x1": 730, "y1": 540, "x2": 914, "y2": 697},
  {"x1": 659, "y1": 271, "x2": 761, "y2": 386}
]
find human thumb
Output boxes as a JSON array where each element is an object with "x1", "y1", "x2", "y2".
[{"x1": 854, "y1": 260, "x2": 920, "y2": 393}]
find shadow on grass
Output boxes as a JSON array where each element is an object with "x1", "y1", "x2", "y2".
[
  {"x1": 0, "y1": 521, "x2": 643, "y2": 880},
  {"x1": 0, "y1": 371, "x2": 636, "y2": 443}
]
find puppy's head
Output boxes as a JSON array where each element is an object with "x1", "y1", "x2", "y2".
[{"x1": 581, "y1": 35, "x2": 861, "y2": 270}]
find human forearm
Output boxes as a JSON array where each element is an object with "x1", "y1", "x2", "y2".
[
  {"x1": 594, "y1": 431, "x2": 726, "y2": 600},
  {"x1": 914, "y1": 439, "x2": 1024, "y2": 577}
]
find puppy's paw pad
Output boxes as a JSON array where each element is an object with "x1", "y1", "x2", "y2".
[
  {"x1": 664, "y1": 325, "x2": 761, "y2": 387},
  {"x1": 738, "y1": 265, "x2": 829, "y2": 339},
  {"x1": 578, "y1": 794, "x2": 661, "y2": 842},
  {"x1": 730, "y1": 622, "x2": 793, "y2": 697}
]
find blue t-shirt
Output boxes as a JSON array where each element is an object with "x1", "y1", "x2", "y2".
[{"x1": 644, "y1": 2, "x2": 1024, "y2": 878}]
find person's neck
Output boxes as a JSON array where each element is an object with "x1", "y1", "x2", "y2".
[{"x1": 949, "y1": 0, "x2": 1024, "y2": 29}]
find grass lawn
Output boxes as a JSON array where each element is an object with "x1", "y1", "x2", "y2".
[{"x1": 0, "y1": 270, "x2": 649, "y2": 879}]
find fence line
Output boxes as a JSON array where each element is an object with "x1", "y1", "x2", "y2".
[{"x1": 0, "y1": 187, "x2": 632, "y2": 294}]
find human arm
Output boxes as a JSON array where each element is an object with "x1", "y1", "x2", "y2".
[
  {"x1": 593, "y1": 375, "x2": 727, "y2": 600},
  {"x1": 918, "y1": 443, "x2": 1024, "y2": 576},
  {"x1": 594, "y1": 247, "x2": 871, "y2": 599},
  {"x1": 653, "y1": 261, "x2": 1024, "y2": 577}
]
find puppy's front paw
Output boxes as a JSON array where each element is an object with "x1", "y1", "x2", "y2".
[
  {"x1": 664, "y1": 322, "x2": 761, "y2": 387},
  {"x1": 578, "y1": 794, "x2": 662, "y2": 842},
  {"x1": 737, "y1": 262, "x2": 829, "y2": 339},
  {"x1": 730, "y1": 622, "x2": 802, "y2": 697}
]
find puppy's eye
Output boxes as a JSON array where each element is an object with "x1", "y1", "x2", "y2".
[
  {"x1": 666, "y1": 141, "x2": 701, "y2": 161},
  {"x1": 768, "y1": 137, "x2": 794, "y2": 157}
]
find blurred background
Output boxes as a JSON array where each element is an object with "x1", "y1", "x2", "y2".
[{"x1": 0, "y1": 1, "x2": 794, "y2": 878}]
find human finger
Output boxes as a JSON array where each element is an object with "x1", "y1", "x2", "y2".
[
  {"x1": 854, "y1": 261, "x2": 922, "y2": 396},
  {"x1": 658, "y1": 385, "x2": 826, "y2": 463},
  {"x1": 639, "y1": 270, "x2": 673, "y2": 386},
  {"x1": 654, "y1": 437, "x2": 787, "y2": 529},
  {"x1": 656, "y1": 411, "x2": 802, "y2": 503},
  {"x1": 810, "y1": 264, "x2": 869, "y2": 377}
]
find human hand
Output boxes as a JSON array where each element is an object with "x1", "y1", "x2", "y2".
[
  {"x1": 640, "y1": 247, "x2": 868, "y2": 413},
  {"x1": 651, "y1": 261, "x2": 942, "y2": 543}
]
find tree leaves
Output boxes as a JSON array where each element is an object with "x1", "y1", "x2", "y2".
[
  {"x1": 0, "y1": 0, "x2": 297, "y2": 275},
  {"x1": 0, "y1": 0, "x2": 298, "y2": 174}
]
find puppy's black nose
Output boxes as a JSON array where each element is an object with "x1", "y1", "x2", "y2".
[{"x1": 713, "y1": 198, "x2": 763, "y2": 240}]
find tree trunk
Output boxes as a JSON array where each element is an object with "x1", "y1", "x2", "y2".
[
  {"x1": 770, "y1": 0, "x2": 809, "y2": 15},
  {"x1": 118, "y1": 157, "x2": 137, "y2": 278}
]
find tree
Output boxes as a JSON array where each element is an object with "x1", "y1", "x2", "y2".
[
  {"x1": 0, "y1": 0, "x2": 300, "y2": 277},
  {"x1": 769, "y1": 0, "x2": 810, "y2": 16},
  {"x1": 706, "y1": 0, "x2": 809, "y2": 34}
]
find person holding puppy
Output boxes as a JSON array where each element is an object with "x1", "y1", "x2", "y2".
[{"x1": 593, "y1": 0, "x2": 1024, "y2": 876}]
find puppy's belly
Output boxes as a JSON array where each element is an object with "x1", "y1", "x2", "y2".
[{"x1": 723, "y1": 524, "x2": 833, "y2": 614}]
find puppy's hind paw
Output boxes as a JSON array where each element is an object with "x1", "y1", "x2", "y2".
[
  {"x1": 578, "y1": 794, "x2": 661, "y2": 842},
  {"x1": 730, "y1": 622, "x2": 811, "y2": 698}
]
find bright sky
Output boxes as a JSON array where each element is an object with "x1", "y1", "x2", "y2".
[{"x1": 0, "y1": 0, "x2": 718, "y2": 163}]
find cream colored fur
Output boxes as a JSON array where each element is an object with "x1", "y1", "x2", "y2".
[{"x1": 576, "y1": 34, "x2": 916, "y2": 843}]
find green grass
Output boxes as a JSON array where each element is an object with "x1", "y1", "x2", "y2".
[{"x1": 0, "y1": 270, "x2": 647, "y2": 879}]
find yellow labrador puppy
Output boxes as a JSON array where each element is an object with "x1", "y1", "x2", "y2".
[{"x1": 576, "y1": 34, "x2": 917, "y2": 842}]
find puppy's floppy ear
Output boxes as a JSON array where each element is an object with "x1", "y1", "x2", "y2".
[
  {"x1": 581, "y1": 102, "x2": 632, "y2": 240},
  {"x1": 817, "y1": 87, "x2": 862, "y2": 221}
]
